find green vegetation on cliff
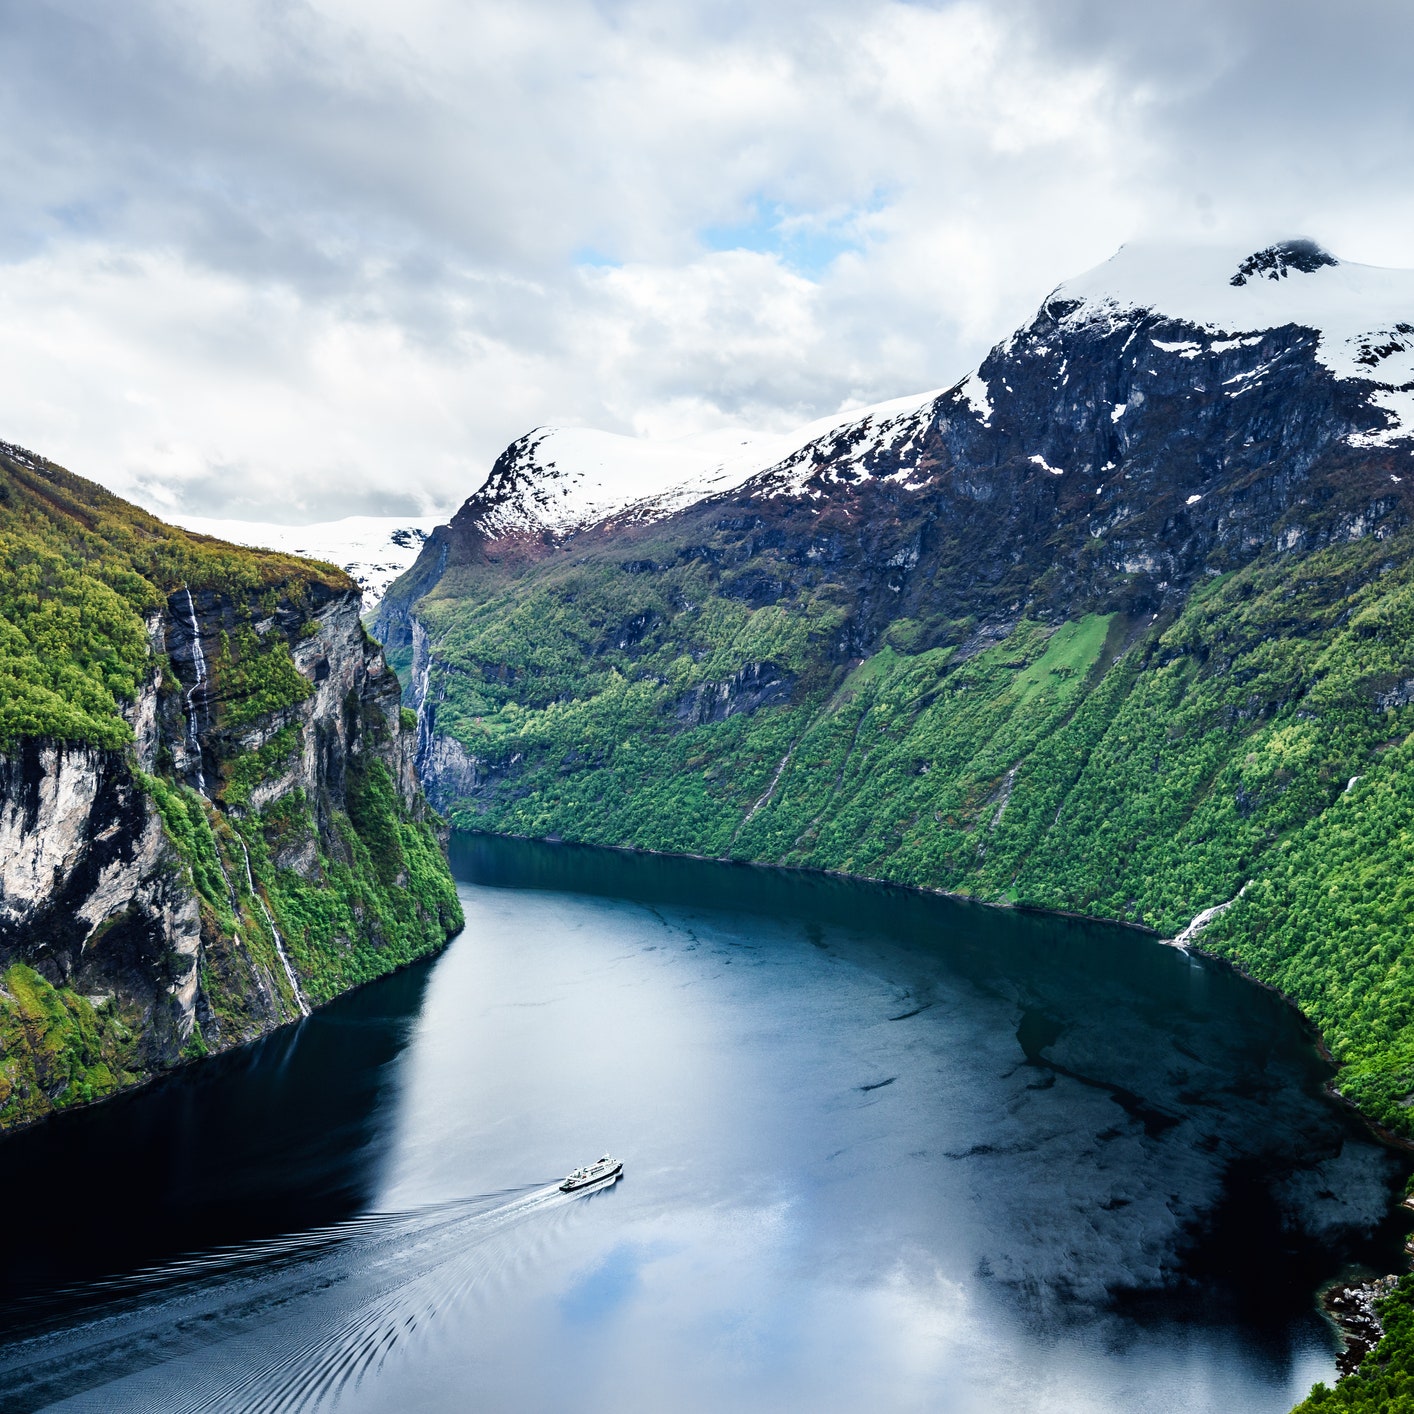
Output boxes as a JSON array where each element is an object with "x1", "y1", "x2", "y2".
[
  {"x1": 416, "y1": 525, "x2": 1414, "y2": 1145},
  {"x1": 0, "y1": 444, "x2": 341, "y2": 750},
  {"x1": 0, "y1": 964, "x2": 135, "y2": 1126},
  {"x1": 243, "y1": 761, "x2": 463, "y2": 1002}
]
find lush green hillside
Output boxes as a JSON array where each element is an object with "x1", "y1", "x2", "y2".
[
  {"x1": 0, "y1": 443, "x2": 333, "y2": 748},
  {"x1": 410, "y1": 517, "x2": 1414, "y2": 1146},
  {"x1": 0, "y1": 442, "x2": 461, "y2": 1127}
]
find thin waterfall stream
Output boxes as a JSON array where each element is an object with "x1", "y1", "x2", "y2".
[
  {"x1": 235, "y1": 831, "x2": 310, "y2": 1018},
  {"x1": 177, "y1": 583, "x2": 308, "y2": 1020},
  {"x1": 180, "y1": 587, "x2": 209, "y2": 795}
]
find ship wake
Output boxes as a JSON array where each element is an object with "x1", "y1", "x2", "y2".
[{"x1": 0, "y1": 1181, "x2": 608, "y2": 1412}]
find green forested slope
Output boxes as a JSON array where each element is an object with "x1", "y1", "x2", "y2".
[
  {"x1": 416, "y1": 525, "x2": 1414, "y2": 1143},
  {"x1": 0, "y1": 443, "x2": 461, "y2": 1126},
  {"x1": 0, "y1": 444, "x2": 334, "y2": 748}
]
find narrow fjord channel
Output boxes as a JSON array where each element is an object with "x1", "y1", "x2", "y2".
[{"x1": 0, "y1": 834, "x2": 1407, "y2": 1413}]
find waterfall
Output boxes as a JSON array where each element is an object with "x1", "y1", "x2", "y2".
[
  {"x1": 175, "y1": 585, "x2": 307, "y2": 1021},
  {"x1": 234, "y1": 833, "x2": 310, "y2": 1019},
  {"x1": 181, "y1": 587, "x2": 209, "y2": 795}
]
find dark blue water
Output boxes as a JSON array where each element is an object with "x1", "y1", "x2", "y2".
[{"x1": 0, "y1": 834, "x2": 1407, "y2": 1412}]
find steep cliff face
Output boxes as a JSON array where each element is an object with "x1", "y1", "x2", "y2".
[
  {"x1": 379, "y1": 241, "x2": 1414, "y2": 1149},
  {"x1": 0, "y1": 444, "x2": 462, "y2": 1129},
  {"x1": 0, "y1": 742, "x2": 201, "y2": 1108}
]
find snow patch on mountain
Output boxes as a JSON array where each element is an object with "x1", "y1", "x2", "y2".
[
  {"x1": 471, "y1": 389, "x2": 946, "y2": 538},
  {"x1": 472, "y1": 425, "x2": 777, "y2": 538},
  {"x1": 958, "y1": 372, "x2": 993, "y2": 423},
  {"x1": 1054, "y1": 240, "x2": 1414, "y2": 445},
  {"x1": 174, "y1": 514, "x2": 443, "y2": 611},
  {"x1": 746, "y1": 390, "x2": 944, "y2": 499}
]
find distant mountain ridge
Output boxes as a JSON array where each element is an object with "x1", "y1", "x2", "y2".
[
  {"x1": 409, "y1": 237, "x2": 1414, "y2": 567},
  {"x1": 461, "y1": 391, "x2": 945, "y2": 542},
  {"x1": 173, "y1": 514, "x2": 443, "y2": 613}
]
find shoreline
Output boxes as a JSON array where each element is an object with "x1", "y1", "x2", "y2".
[
  {"x1": 462, "y1": 825, "x2": 1402, "y2": 1125},
  {"x1": 462, "y1": 824, "x2": 1165, "y2": 934},
  {"x1": 0, "y1": 922, "x2": 463, "y2": 1142},
  {"x1": 1320, "y1": 1273, "x2": 1401, "y2": 1376},
  {"x1": 466, "y1": 826, "x2": 1396, "y2": 1127}
]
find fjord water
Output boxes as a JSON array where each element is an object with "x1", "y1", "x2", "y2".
[{"x1": 0, "y1": 837, "x2": 1408, "y2": 1412}]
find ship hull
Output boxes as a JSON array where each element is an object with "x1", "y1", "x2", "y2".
[{"x1": 560, "y1": 1161, "x2": 623, "y2": 1192}]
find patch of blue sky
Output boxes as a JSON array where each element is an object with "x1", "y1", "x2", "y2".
[
  {"x1": 0, "y1": 198, "x2": 120, "y2": 263},
  {"x1": 48, "y1": 200, "x2": 108, "y2": 236},
  {"x1": 700, "y1": 197, "x2": 884, "y2": 278},
  {"x1": 559, "y1": 1241, "x2": 654, "y2": 1324},
  {"x1": 571, "y1": 245, "x2": 622, "y2": 269}
]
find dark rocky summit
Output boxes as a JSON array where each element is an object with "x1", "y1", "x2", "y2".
[{"x1": 1231, "y1": 239, "x2": 1340, "y2": 286}]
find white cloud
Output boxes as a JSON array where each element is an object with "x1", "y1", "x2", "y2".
[{"x1": 0, "y1": 0, "x2": 1409, "y2": 518}]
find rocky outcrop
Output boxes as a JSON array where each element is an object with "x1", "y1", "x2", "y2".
[
  {"x1": 672, "y1": 662, "x2": 795, "y2": 727},
  {"x1": 0, "y1": 575, "x2": 461, "y2": 1130},
  {"x1": 417, "y1": 731, "x2": 489, "y2": 814},
  {"x1": 0, "y1": 742, "x2": 201, "y2": 1064},
  {"x1": 167, "y1": 582, "x2": 419, "y2": 824},
  {"x1": 1323, "y1": 1274, "x2": 1401, "y2": 1376}
]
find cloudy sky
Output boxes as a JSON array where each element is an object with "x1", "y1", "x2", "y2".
[{"x1": 0, "y1": 0, "x2": 1411, "y2": 522}]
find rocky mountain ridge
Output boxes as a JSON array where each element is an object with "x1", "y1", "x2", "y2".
[
  {"x1": 465, "y1": 392, "x2": 945, "y2": 541},
  {"x1": 379, "y1": 238, "x2": 1414, "y2": 670}
]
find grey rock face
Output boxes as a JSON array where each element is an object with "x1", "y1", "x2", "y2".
[
  {"x1": 0, "y1": 575, "x2": 431, "y2": 1110},
  {"x1": 0, "y1": 739, "x2": 202, "y2": 1063},
  {"x1": 672, "y1": 662, "x2": 796, "y2": 728},
  {"x1": 417, "y1": 731, "x2": 488, "y2": 813}
]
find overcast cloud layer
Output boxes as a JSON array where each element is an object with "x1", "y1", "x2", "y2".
[{"x1": 0, "y1": 0, "x2": 1411, "y2": 521}]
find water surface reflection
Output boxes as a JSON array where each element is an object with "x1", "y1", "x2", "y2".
[{"x1": 0, "y1": 833, "x2": 1406, "y2": 1413}]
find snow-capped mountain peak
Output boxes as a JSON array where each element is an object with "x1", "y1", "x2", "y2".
[
  {"x1": 368, "y1": 233, "x2": 1414, "y2": 620},
  {"x1": 465, "y1": 389, "x2": 946, "y2": 541},
  {"x1": 377, "y1": 235, "x2": 1414, "y2": 676},
  {"x1": 1050, "y1": 240, "x2": 1414, "y2": 359},
  {"x1": 1229, "y1": 239, "x2": 1339, "y2": 286},
  {"x1": 459, "y1": 239, "x2": 1414, "y2": 550},
  {"x1": 1048, "y1": 239, "x2": 1414, "y2": 446}
]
